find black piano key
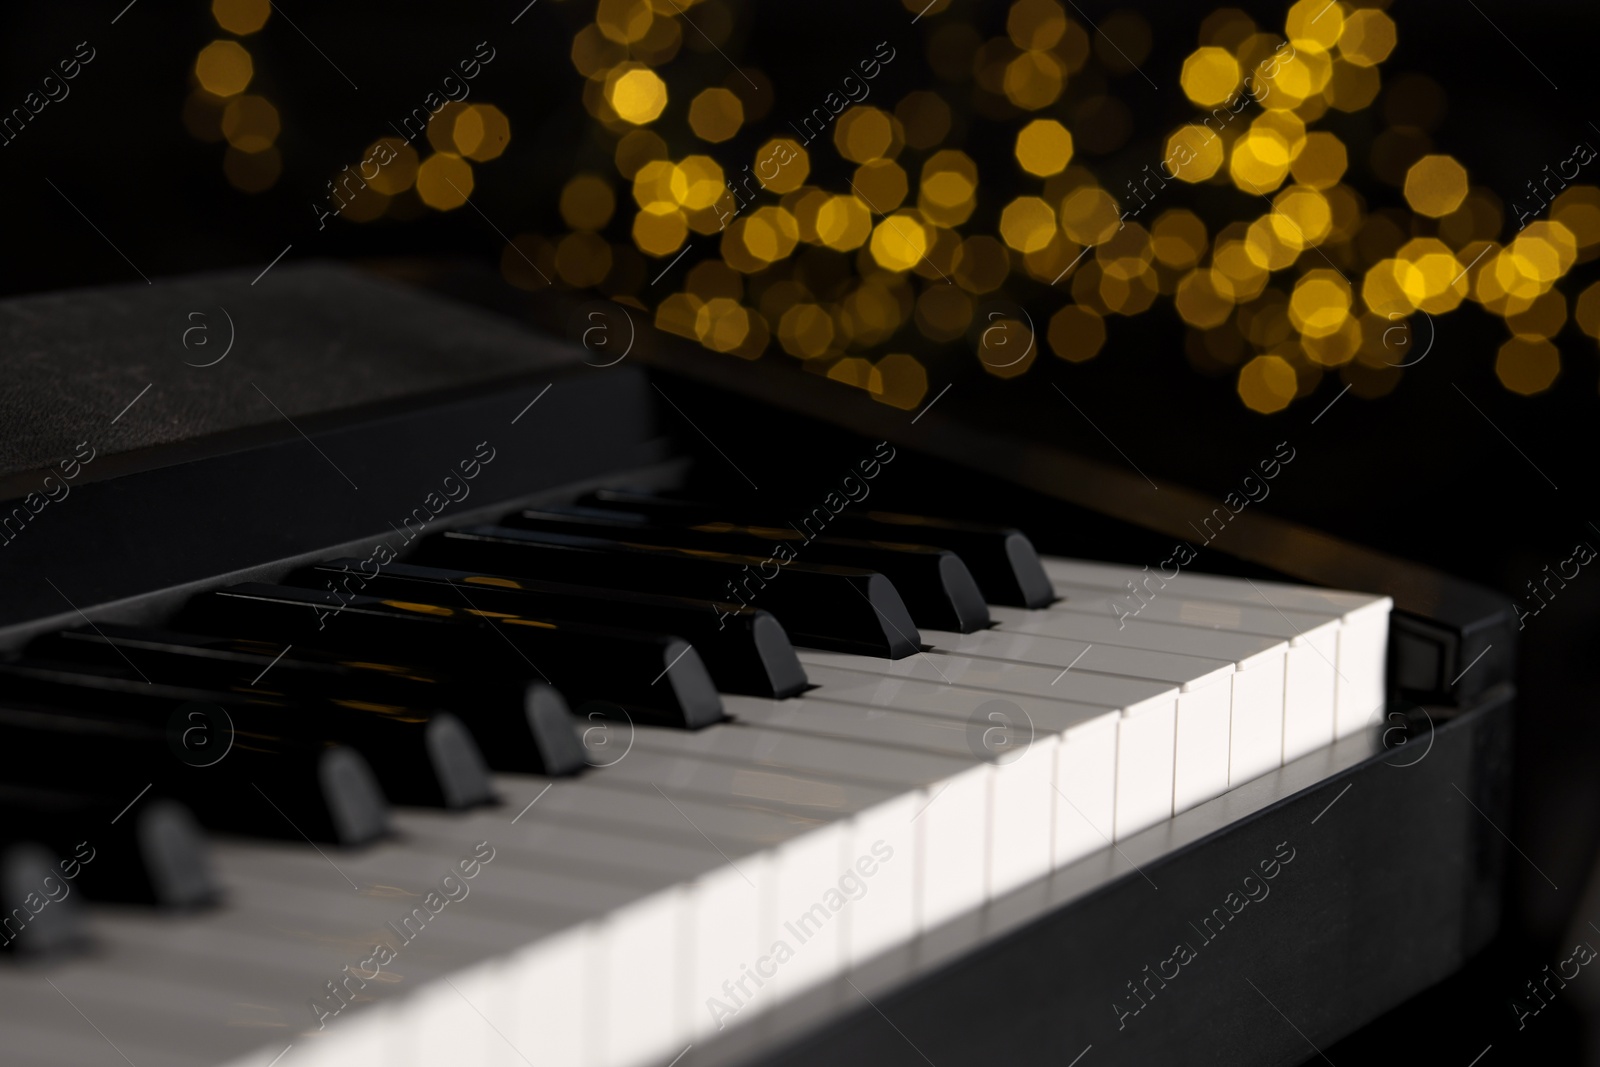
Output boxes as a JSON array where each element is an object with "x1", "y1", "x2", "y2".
[
  {"x1": 416, "y1": 525, "x2": 921, "y2": 659},
  {"x1": 32, "y1": 626, "x2": 585, "y2": 777},
  {"x1": 0, "y1": 702, "x2": 388, "y2": 845},
  {"x1": 0, "y1": 785, "x2": 218, "y2": 909},
  {"x1": 0, "y1": 838, "x2": 88, "y2": 960},
  {"x1": 501, "y1": 506, "x2": 991, "y2": 634},
  {"x1": 585, "y1": 489, "x2": 1057, "y2": 608},
  {"x1": 302, "y1": 558, "x2": 810, "y2": 699},
  {"x1": 0, "y1": 662, "x2": 492, "y2": 811},
  {"x1": 180, "y1": 582, "x2": 724, "y2": 729}
]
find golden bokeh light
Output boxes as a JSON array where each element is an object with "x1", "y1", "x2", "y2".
[
  {"x1": 597, "y1": 0, "x2": 655, "y2": 44},
  {"x1": 1000, "y1": 197, "x2": 1057, "y2": 253},
  {"x1": 1047, "y1": 305, "x2": 1106, "y2": 361},
  {"x1": 1404, "y1": 155, "x2": 1470, "y2": 218},
  {"x1": 415, "y1": 153, "x2": 474, "y2": 210},
  {"x1": 1339, "y1": 9, "x2": 1397, "y2": 67},
  {"x1": 213, "y1": 0, "x2": 269, "y2": 35},
  {"x1": 1164, "y1": 124, "x2": 1225, "y2": 183},
  {"x1": 873, "y1": 353, "x2": 929, "y2": 409},
  {"x1": 1237, "y1": 354, "x2": 1298, "y2": 413},
  {"x1": 1015, "y1": 119, "x2": 1074, "y2": 177},
  {"x1": 852, "y1": 160, "x2": 908, "y2": 213},
  {"x1": 816, "y1": 195, "x2": 873, "y2": 251},
  {"x1": 1495, "y1": 336, "x2": 1560, "y2": 395},
  {"x1": 634, "y1": 202, "x2": 689, "y2": 256},
  {"x1": 689, "y1": 87, "x2": 744, "y2": 143},
  {"x1": 561, "y1": 174, "x2": 617, "y2": 231},
  {"x1": 1180, "y1": 46, "x2": 1241, "y2": 107},
  {"x1": 220, "y1": 94, "x2": 278, "y2": 153},
  {"x1": 1059, "y1": 186, "x2": 1120, "y2": 246},
  {"x1": 195, "y1": 40, "x2": 252, "y2": 97},
  {"x1": 836, "y1": 107, "x2": 895, "y2": 164},
  {"x1": 869, "y1": 214, "x2": 931, "y2": 272},
  {"x1": 607, "y1": 66, "x2": 669, "y2": 125}
]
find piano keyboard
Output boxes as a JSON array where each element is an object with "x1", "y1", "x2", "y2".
[{"x1": 0, "y1": 489, "x2": 1389, "y2": 1067}]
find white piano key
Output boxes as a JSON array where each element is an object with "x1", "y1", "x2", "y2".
[
  {"x1": 1053, "y1": 715, "x2": 1119, "y2": 866},
  {"x1": 801, "y1": 653, "x2": 1178, "y2": 841},
  {"x1": 723, "y1": 696, "x2": 1056, "y2": 901},
  {"x1": 1039, "y1": 555, "x2": 1384, "y2": 615},
  {"x1": 598, "y1": 889, "x2": 686, "y2": 1067},
  {"x1": 917, "y1": 626, "x2": 1239, "y2": 815},
  {"x1": 1335, "y1": 598, "x2": 1392, "y2": 738}
]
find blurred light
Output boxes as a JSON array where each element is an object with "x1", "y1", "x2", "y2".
[
  {"x1": 868, "y1": 214, "x2": 930, "y2": 272},
  {"x1": 213, "y1": 0, "x2": 269, "y2": 35},
  {"x1": 689, "y1": 87, "x2": 744, "y2": 143},
  {"x1": 195, "y1": 40, "x2": 252, "y2": 97},
  {"x1": 918, "y1": 150, "x2": 979, "y2": 226},
  {"x1": 1008, "y1": 0, "x2": 1068, "y2": 50},
  {"x1": 778, "y1": 303, "x2": 835, "y2": 358},
  {"x1": 1047, "y1": 304, "x2": 1106, "y2": 361},
  {"x1": 607, "y1": 66, "x2": 668, "y2": 125},
  {"x1": 633, "y1": 202, "x2": 689, "y2": 256},
  {"x1": 1404, "y1": 155, "x2": 1469, "y2": 217},
  {"x1": 836, "y1": 107, "x2": 895, "y2": 163},
  {"x1": 220, "y1": 94, "x2": 278, "y2": 152},
  {"x1": 873, "y1": 353, "x2": 929, "y2": 409},
  {"x1": 896, "y1": 91, "x2": 951, "y2": 150},
  {"x1": 615, "y1": 130, "x2": 668, "y2": 179},
  {"x1": 1338, "y1": 9, "x2": 1397, "y2": 66},
  {"x1": 1015, "y1": 119, "x2": 1074, "y2": 177},
  {"x1": 1289, "y1": 270, "x2": 1352, "y2": 337},
  {"x1": 1237, "y1": 354, "x2": 1297, "y2": 412},
  {"x1": 1151, "y1": 209, "x2": 1208, "y2": 269},
  {"x1": 457, "y1": 104, "x2": 511, "y2": 162},
  {"x1": 754, "y1": 138, "x2": 809, "y2": 194},
  {"x1": 1496, "y1": 336, "x2": 1560, "y2": 395},
  {"x1": 415, "y1": 154, "x2": 473, "y2": 209},
  {"x1": 1003, "y1": 50, "x2": 1065, "y2": 110},
  {"x1": 1290, "y1": 131, "x2": 1348, "y2": 190},
  {"x1": 1000, "y1": 196, "x2": 1057, "y2": 253},
  {"x1": 852, "y1": 160, "x2": 908, "y2": 212},
  {"x1": 561, "y1": 174, "x2": 617, "y2": 230},
  {"x1": 1180, "y1": 46, "x2": 1241, "y2": 107},
  {"x1": 816, "y1": 195, "x2": 872, "y2": 251},
  {"x1": 1164, "y1": 124, "x2": 1225, "y2": 182},
  {"x1": 1058, "y1": 186, "x2": 1119, "y2": 245},
  {"x1": 597, "y1": 0, "x2": 655, "y2": 44},
  {"x1": 1285, "y1": 0, "x2": 1342, "y2": 52},
  {"x1": 742, "y1": 206, "x2": 800, "y2": 263}
]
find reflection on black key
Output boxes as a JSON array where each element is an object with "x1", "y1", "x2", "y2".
[
  {"x1": 302, "y1": 559, "x2": 809, "y2": 698},
  {"x1": 502, "y1": 506, "x2": 991, "y2": 634},
  {"x1": 0, "y1": 785, "x2": 218, "y2": 908},
  {"x1": 585, "y1": 489, "x2": 1056, "y2": 608},
  {"x1": 181, "y1": 583, "x2": 723, "y2": 729},
  {"x1": 33, "y1": 626, "x2": 585, "y2": 777},
  {"x1": 0, "y1": 702, "x2": 388, "y2": 845},
  {"x1": 419, "y1": 526, "x2": 921, "y2": 659},
  {"x1": 0, "y1": 662, "x2": 492, "y2": 811},
  {"x1": 0, "y1": 838, "x2": 87, "y2": 960}
]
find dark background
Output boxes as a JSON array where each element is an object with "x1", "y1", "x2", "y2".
[{"x1": 3, "y1": 1, "x2": 1596, "y2": 1061}]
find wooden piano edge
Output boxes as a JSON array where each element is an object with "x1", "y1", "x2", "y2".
[{"x1": 692, "y1": 683, "x2": 1513, "y2": 1067}]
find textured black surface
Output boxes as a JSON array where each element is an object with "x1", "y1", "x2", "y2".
[{"x1": 0, "y1": 260, "x2": 572, "y2": 492}]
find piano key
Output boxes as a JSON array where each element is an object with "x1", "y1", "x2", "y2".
[
  {"x1": 1038, "y1": 558, "x2": 1392, "y2": 732},
  {"x1": 586, "y1": 489, "x2": 1058, "y2": 608},
  {"x1": 303, "y1": 557, "x2": 809, "y2": 699},
  {"x1": 418, "y1": 524, "x2": 922, "y2": 659},
  {"x1": 1048, "y1": 576, "x2": 1376, "y2": 743},
  {"x1": 721, "y1": 696, "x2": 1056, "y2": 898},
  {"x1": 503, "y1": 505, "x2": 991, "y2": 633},
  {"x1": 0, "y1": 839, "x2": 88, "y2": 960},
  {"x1": 983, "y1": 604, "x2": 1321, "y2": 770},
  {"x1": 33, "y1": 625, "x2": 586, "y2": 776},
  {"x1": 915, "y1": 625, "x2": 1241, "y2": 809},
  {"x1": 0, "y1": 702, "x2": 388, "y2": 845},
  {"x1": 0, "y1": 661, "x2": 494, "y2": 810},
  {"x1": 183, "y1": 582, "x2": 724, "y2": 730},
  {"x1": 0, "y1": 785, "x2": 217, "y2": 908},
  {"x1": 790, "y1": 664, "x2": 1120, "y2": 868},
  {"x1": 800, "y1": 649, "x2": 1179, "y2": 837}
]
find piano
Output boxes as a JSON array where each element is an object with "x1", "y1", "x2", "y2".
[{"x1": 0, "y1": 263, "x2": 1516, "y2": 1066}]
